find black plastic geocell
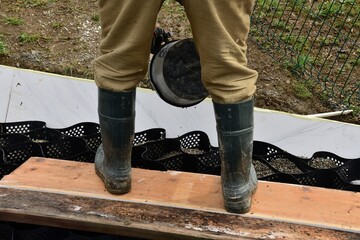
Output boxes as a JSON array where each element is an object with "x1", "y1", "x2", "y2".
[{"x1": 0, "y1": 121, "x2": 359, "y2": 192}]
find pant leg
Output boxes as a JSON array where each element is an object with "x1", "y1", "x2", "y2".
[
  {"x1": 182, "y1": 0, "x2": 258, "y2": 103},
  {"x1": 94, "y1": 0, "x2": 163, "y2": 92}
]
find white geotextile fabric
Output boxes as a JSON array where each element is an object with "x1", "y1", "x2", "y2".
[{"x1": 1, "y1": 65, "x2": 359, "y2": 158}]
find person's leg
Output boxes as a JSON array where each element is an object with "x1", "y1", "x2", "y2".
[
  {"x1": 183, "y1": 0, "x2": 258, "y2": 213},
  {"x1": 182, "y1": 0, "x2": 257, "y2": 103},
  {"x1": 93, "y1": 0, "x2": 163, "y2": 194},
  {"x1": 94, "y1": 0, "x2": 163, "y2": 91}
]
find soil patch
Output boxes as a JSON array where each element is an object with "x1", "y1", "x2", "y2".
[{"x1": 0, "y1": 0, "x2": 358, "y2": 124}]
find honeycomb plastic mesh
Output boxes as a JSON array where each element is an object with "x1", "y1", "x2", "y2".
[{"x1": 0, "y1": 121, "x2": 359, "y2": 192}]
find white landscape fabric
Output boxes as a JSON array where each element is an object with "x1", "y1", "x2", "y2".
[
  {"x1": 0, "y1": 67, "x2": 14, "y2": 122},
  {"x1": 0, "y1": 64, "x2": 359, "y2": 158}
]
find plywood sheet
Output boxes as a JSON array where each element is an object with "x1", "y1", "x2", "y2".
[{"x1": 1, "y1": 157, "x2": 359, "y2": 233}]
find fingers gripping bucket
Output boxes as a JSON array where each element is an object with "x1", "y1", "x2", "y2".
[{"x1": 150, "y1": 38, "x2": 209, "y2": 107}]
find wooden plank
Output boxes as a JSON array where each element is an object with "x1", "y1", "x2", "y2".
[
  {"x1": 0, "y1": 157, "x2": 359, "y2": 237},
  {"x1": 0, "y1": 188, "x2": 359, "y2": 240}
]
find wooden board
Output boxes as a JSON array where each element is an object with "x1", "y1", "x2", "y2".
[{"x1": 0, "y1": 157, "x2": 359, "y2": 239}]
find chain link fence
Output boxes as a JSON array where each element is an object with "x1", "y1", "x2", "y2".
[{"x1": 250, "y1": 0, "x2": 359, "y2": 110}]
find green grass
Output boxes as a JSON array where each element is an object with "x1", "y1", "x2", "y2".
[
  {"x1": 18, "y1": 32, "x2": 40, "y2": 43},
  {"x1": 271, "y1": 20, "x2": 291, "y2": 32},
  {"x1": 91, "y1": 14, "x2": 99, "y2": 23},
  {"x1": 162, "y1": 0, "x2": 186, "y2": 15},
  {"x1": 348, "y1": 53, "x2": 359, "y2": 66},
  {"x1": 159, "y1": 0, "x2": 191, "y2": 37},
  {"x1": 52, "y1": 21, "x2": 63, "y2": 29},
  {"x1": 0, "y1": 39, "x2": 8, "y2": 56},
  {"x1": 6, "y1": 17, "x2": 24, "y2": 26},
  {"x1": 284, "y1": 54, "x2": 314, "y2": 76},
  {"x1": 251, "y1": 0, "x2": 359, "y2": 106},
  {"x1": 23, "y1": 0, "x2": 56, "y2": 7},
  {"x1": 293, "y1": 81, "x2": 313, "y2": 99},
  {"x1": 351, "y1": 104, "x2": 360, "y2": 116},
  {"x1": 317, "y1": 1, "x2": 343, "y2": 18},
  {"x1": 317, "y1": 36, "x2": 340, "y2": 47}
]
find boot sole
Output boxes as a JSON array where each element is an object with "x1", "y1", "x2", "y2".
[
  {"x1": 223, "y1": 165, "x2": 258, "y2": 214},
  {"x1": 95, "y1": 168, "x2": 131, "y2": 195},
  {"x1": 224, "y1": 183, "x2": 258, "y2": 214},
  {"x1": 95, "y1": 144, "x2": 131, "y2": 195}
]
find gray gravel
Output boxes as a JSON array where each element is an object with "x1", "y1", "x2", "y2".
[
  {"x1": 269, "y1": 158, "x2": 304, "y2": 174},
  {"x1": 308, "y1": 157, "x2": 340, "y2": 169}
]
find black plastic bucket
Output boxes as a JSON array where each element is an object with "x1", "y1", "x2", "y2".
[{"x1": 150, "y1": 38, "x2": 208, "y2": 107}]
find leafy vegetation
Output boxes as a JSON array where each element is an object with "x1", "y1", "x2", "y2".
[
  {"x1": 22, "y1": 0, "x2": 56, "y2": 7},
  {"x1": 6, "y1": 17, "x2": 24, "y2": 26},
  {"x1": 18, "y1": 32, "x2": 40, "y2": 43},
  {"x1": 0, "y1": 37, "x2": 8, "y2": 56},
  {"x1": 251, "y1": 0, "x2": 359, "y2": 108}
]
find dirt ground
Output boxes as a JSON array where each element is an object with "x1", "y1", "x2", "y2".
[{"x1": 0, "y1": 0, "x2": 358, "y2": 124}]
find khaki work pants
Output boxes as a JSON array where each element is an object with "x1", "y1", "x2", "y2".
[{"x1": 93, "y1": 0, "x2": 258, "y2": 103}]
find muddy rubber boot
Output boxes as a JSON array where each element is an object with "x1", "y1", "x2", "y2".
[
  {"x1": 95, "y1": 88, "x2": 136, "y2": 194},
  {"x1": 213, "y1": 98, "x2": 258, "y2": 213}
]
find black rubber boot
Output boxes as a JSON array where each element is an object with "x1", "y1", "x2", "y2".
[
  {"x1": 95, "y1": 88, "x2": 136, "y2": 194},
  {"x1": 213, "y1": 98, "x2": 258, "y2": 213}
]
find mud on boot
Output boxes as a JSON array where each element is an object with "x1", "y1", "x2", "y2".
[
  {"x1": 95, "y1": 88, "x2": 136, "y2": 194},
  {"x1": 213, "y1": 98, "x2": 258, "y2": 213}
]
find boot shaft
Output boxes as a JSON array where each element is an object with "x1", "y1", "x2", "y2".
[
  {"x1": 213, "y1": 99, "x2": 254, "y2": 180},
  {"x1": 98, "y1": 88, "x2": 136, "y2": 172},
  {"x1": 98, "y1": 88, "x2": 136, "y2": 118},
  {"x1": 213, "y1": 98, "x2": 257, "y2": 213},
  {"x1": 213, "y1": 98, "x2": 253, "y2": 132}
]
